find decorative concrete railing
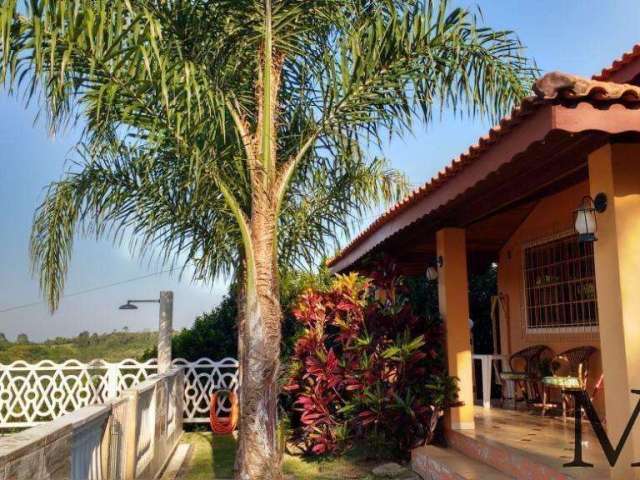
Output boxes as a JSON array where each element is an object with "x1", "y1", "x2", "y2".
[
  {"x1": 0, "y1": 357, "x2": 238, "y2": 429},
  {"x1": 0, "y1": 368, "x2": 184, "y2": 480}
]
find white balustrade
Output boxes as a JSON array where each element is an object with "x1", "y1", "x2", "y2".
[
  {"x1": 107, "y1": 396, "x2": 130, "y2": 480},
  {"x1": 0, "y1": 357, "x2": 238, "y2": 429},
  {"x1": 134, "y1": 383, "x2": 156, "y2": 478},
  {"x1": 0, "y1": 369, "x2": 186, "y2": 480},
  {"x1": 70, "y1": 406, "x2": 110, "y2": 480}
]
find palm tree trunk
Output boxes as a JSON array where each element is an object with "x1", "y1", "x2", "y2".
[
  {"x1": 235, "y1": 4, "x2": 283, "y2": 472},
  {"x1": 235, "y1": 210, "x2": 283, "y2": 480}
]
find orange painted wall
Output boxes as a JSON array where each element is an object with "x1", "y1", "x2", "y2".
[{"x1": 496, "y1": 181, "x2": 604, "y2": 411}]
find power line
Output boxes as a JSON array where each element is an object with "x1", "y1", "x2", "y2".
[{"x1": 0, "y1": 268, "x2": 178, "y2": 314}]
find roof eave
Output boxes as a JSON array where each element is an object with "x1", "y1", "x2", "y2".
[
  {"x1": 593, "y1": 44, "x2": 640, "y2": 83},
  {"x1": 330, "y1": 100, "x2": 640, "y2": 273},
  {"x1": 328, "y1": 103, "x2": 555, "y2": 272}
]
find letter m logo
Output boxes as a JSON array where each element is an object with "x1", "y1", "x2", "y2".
[{"x1": 565, "y1": 389, "x2": 640, "y2": 468}]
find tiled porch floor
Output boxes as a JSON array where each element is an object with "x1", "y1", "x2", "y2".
[{"x1": 455, "y1": 407, "x2": 610, "y2": 479}]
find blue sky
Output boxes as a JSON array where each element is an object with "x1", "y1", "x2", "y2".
[{"x1": 1, "y1": 0, "x2": 638, "y2": 341}]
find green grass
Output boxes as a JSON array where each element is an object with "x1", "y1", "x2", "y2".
[
  {"x1": 283, "y1": 451, "x2": 376, "y2": 480},
  {"x1": 182, "y1": 433, "x2": 379, "y2": 480},
  {"x1": 183, "y1": 433, "x2": 237, "y2": 479}
]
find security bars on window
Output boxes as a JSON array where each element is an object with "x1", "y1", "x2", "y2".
[{"x1": 523, "y1": 234, "x2": 598, "y2": 331}]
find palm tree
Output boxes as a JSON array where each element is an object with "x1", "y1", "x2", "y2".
[{"x1": 0, "y1": 1, "x2": 535, "y2": 478}]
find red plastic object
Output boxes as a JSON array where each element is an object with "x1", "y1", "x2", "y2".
[{"x1": 209, "y1": 390, "x2": 239, "y2": 434}]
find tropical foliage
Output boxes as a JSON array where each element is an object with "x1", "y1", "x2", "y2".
[
  {"x1": 141, "y1": 293, "x2": 239, "y2": 362},
  {"x1": 140, "y1": 267, "x2": 331, "y2": 362},
  {"x1": 284, "y1": 260, "x2": 459, "y2": 458},
  {"x1": 1, "y1": 0, "x2": 534, "y2": 476}
]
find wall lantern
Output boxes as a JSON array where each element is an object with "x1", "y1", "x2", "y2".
[
  {"x1": 425, "y1": 256, "x2": 444, "y2": 282},
  {"x1": 426, "y1": 266, "x2": 438, "y2": 281},
  {"x1": 574, "y1": 193, "x2": 607, "y2": 243}
]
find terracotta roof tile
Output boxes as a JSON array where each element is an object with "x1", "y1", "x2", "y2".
[
  {"x1": 593, "y1": 44, "x2": 640, "y2": 81},
  {"x1": 535, "y1": 71, "x2": 640, "y2": 101},
  {"x1": 327, "y1": 73, "x2": 640, "y2": 269}
]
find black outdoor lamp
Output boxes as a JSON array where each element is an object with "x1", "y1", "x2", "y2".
[{"x1": 574, "y1": 193, "x2": 607, "y2": 243}]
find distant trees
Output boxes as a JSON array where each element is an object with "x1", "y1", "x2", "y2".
[
  {"x1": 76, "y1": 331, "x2": 90, "y2": 347},
  {"x1": 0, "y1": 330, "x2": 157, "y2": 364},
  {"x1": 44, "y1": 336, "x2": 70, "y2": 345}
]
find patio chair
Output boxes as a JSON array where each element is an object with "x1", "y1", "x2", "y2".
[
  {"x1": 500, "y1": 345, "x2": 553, "y2": 408},
  {"x1": 541, "y1": 346, "x2": 598, "y2": 418}
]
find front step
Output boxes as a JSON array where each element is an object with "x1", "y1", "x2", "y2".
[
  {"x1": 446, "y1": 429, "x2": 577, "y2": 480},
  {"x1": 412, "y1": 445, "x2": 513, "y2": 480}
]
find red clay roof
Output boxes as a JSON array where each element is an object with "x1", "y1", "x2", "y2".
[
  {"x1": 535, "y1": 71, "x2": 640, "y2": 100},
  {"x1": 327, "y1": 72, "x2": 640, "y2": 269},
  {"x1": 593, "y1": 44, "x2": 640, "y2": 81}
]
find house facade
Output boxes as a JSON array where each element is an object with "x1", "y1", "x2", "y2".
[{"x1": 328, "y1": 46, "x2": 640, "y2": 480}]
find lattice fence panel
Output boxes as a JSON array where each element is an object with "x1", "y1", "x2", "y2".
[
  {"x1": 0, "y1": 357, "x2": 238, "y2": 429},
  {"x1": 173, "y1": 357, "x2": 239, "y2": 422}
]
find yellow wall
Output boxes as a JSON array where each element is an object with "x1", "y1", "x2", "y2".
[
  {"x1": 588, "y1": 144, "x2": 640, "y2": 479},
  {"x1": 497, "y1": 181, "x2": 603, "y2": 411},
  {"x1": 437, "y1": 228, "x2": 475, "y2": 430}
]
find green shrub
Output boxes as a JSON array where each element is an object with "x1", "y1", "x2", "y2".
[
  {"x1": 284, "y1": 259, "x2": 459, "y2": 459},
  {"x1": 141, "y1": 293, "x2": 238, "y2": 361}
]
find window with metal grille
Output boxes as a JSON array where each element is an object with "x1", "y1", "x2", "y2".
[{"x1": 523, "y1": 234, "x2": 598, "y2": 331}]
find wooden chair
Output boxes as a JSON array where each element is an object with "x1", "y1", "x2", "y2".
[
  {"x1": 500, "y1": 345, "x2": 553, "y2": 407},
  {"x1": 541, "y1": 346, "x2": 598, "y2": 418}
]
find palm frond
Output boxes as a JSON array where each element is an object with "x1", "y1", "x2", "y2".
[{"x1": 1, "y1": 0, "x2": 536, "y2": 310}]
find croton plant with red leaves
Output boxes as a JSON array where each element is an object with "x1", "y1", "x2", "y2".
[{"x1": 283, "y1": 258, "x2": 459, "y2": 457}]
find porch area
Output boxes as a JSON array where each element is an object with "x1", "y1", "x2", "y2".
[
  {"x1": 413, "y1": 407, "x2": 610, "y2": 480},
  {"x1": 328, "y1": 70, "x2": 640, "y2": 479}
]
